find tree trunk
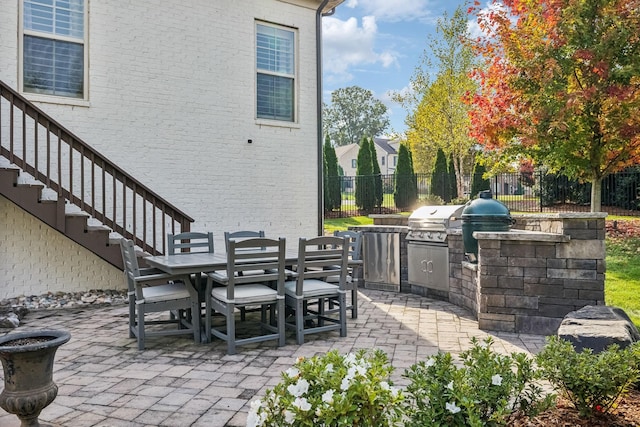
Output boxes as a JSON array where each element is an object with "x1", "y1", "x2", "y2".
[
  {"x1": 590, "y1": 177, "x2": 602, "y2": 212},
  {"x1": 455, "y1": 154, "x2": 465, "y2": 199}
]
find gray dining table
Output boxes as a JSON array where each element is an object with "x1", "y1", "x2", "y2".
[{"x1": 144, "y1": 249, "x2": 360, "y2": 343}]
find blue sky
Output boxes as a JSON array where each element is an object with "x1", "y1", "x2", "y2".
[{"x1": 322, "y1": 0, "x2": 474, "y2": 137}]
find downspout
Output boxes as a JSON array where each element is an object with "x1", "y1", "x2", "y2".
[{"x1": 316, "y1": 0, "x2": 332, "y2": 236}]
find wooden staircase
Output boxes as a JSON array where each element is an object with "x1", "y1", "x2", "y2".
[{"x1": 0, "y1": 80, "x2": 194, "y2": 269}]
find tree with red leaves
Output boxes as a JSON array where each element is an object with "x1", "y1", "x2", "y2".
[{"x1": 468, "y1": 0, "x2": 640, "y2": 211}]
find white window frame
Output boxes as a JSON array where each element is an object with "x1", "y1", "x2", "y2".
[
  {"x1": 18, "y1": 0, "x2": 89, "y2": 105},
  {"x1": 255, "y1": 21, "x2": 297, "y2": 125}
]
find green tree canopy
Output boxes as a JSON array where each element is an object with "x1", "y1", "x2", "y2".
[
  {"x1": 468, "y1": 0, "x2": 640, "y2": 212},
  {"x1": 323, "y1": 86, "x2": 390, "y2": 146},
  {"x1": 393, "y1": 6, "x2": 477, "y2": 197}
]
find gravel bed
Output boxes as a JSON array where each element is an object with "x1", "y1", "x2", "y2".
[
  {"x1": 1, "y1": 289, "x2": 129, "y2": 311},
  {"x1": 0, "y1": 290, "x2": 129, "y2": 329}
]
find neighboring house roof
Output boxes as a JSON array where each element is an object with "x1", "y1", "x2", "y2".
[
  {"x1": 334, "y1": 143, "x2": 357, "y2": 158},
  {"x1": 374, "y1": 137, "x2": 397, "y2": 155}
]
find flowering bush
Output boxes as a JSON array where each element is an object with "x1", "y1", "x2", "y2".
[
  {"x1": 402, "y1": 337, "x2": 553, "y2": 426},
  {"x1": 535, "y1": 336, "x2": 640, "y2": 417},
  {"x1": 246, "y1": 349, "x2": 403, "y2": 426}
]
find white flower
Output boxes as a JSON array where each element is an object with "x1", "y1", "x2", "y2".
[
  {"x1": 293, "y1": 397, "x2": 312, "y2": 411},
  {"x1": 340, "y1": 375, "x2": 353, "y2": 391},
  {"x1": 322, "y1": 389, "x2": 335, "y2": 404},
  {"x1": 285, "y1": 367, "x2": 300, "y2": 378},
  {"x1": 380, "y1": 381, "x2": 390, "y2": 391},
  {"x1": 324, "y1": 363, "x2": 334, "y2": 373},
  {"x1": 344, "y1": 353, "x2": 357, "y2": 365},
  {"x1": 287, "y1": 378, "x2": 310, "y2": 397},
  {"x1": 284, "y1": 410, "x2": 296, "y2": 424},
  {"x1": 390, "y1": 386, "x2": 400, "y2": 398},
  {"x1": 246, "y1": 410, "x2": 262, "y2": 427},
  {"x1": 246, "y1": 399, "x2": 264, "y2": 427},
  {"x1": 425, "y1": 357, "x2": 436, "y2": 368},
  {"x1": 491, "y1": 374, "x2": 503, "y2": 386},
  {"x1": 447, "y1": 381, "x2": 454, "y2": 390},
  {"x1": 446, "y1": 401, "x2": 461, "y2": 414}
]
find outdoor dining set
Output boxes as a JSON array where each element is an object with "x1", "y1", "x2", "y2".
[{"x1": 119, "y1": 230, "x2": 363, "y2": 354}]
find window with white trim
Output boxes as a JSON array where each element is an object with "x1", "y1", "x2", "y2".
[
  {"x1": 21, "y1": 0, "x2": 87, "y2": 99},
  {"x1": 256, "y1": 22, "x2": 295, "y2": 122}
]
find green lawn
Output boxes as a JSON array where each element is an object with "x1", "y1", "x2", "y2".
[
  {"x1": 324, "y1": 216, "x2": 373, "y2": 235},
  {"x1": 605, "y1": 236, "x2": 640, "y2": 326},
  {"x1": 325, "y1": 217, "x2": 640, "y2": 327}
]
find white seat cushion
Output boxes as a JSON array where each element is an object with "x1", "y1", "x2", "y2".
[
  {"x1": 211, "y1": 284, "x2": 278, "y2": 305},
  {"x1": 141, "y1": 283, "x2": 190, "y2": 303},
  {"x1": 285, "y1": 279, "x2": 340, "y2": 298}
]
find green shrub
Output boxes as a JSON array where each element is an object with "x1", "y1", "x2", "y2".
[
  {"x1": 535, "y1": 336, "x2": 640, "y2": 417},
  {"x1": 394, "y1": 144, "x2": 418, "y2": 210},
  {"x1": 247, "y1": 349, "x2": 404, "y2": 427},
  {"x1": 355, "y1": 137, "x2": 375, "y2": 211},
  {"x1": 403, "y1": 337, "x2": 553, "y2": 427}
]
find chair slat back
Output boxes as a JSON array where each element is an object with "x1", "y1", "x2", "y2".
[
  {"x1": 168, "y1": 232, "x2": 214, "y2": 254},
  {"x1": 120, "y1": 238, "x2": 141, "y2": 289},
  {"x1": 224, "y1": 230, "x2": 265, "y2": 252},
  {"x1": 334, "y1": 230, "x2": 363, "y2": 261},
  {"x1": 224, "y1": 237, "x2": 286, "y2": 299},
  {"x1": 293, "y1": 236, "x2": 349, "y2": 295}
]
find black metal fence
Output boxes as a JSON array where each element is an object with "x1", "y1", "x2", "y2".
[{"x1": 324, "y1": 170, "x2": 640, "y2": 218}]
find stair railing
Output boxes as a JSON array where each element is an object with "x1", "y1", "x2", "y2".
[{"x1": 0, "y1": 80, "x2": 193, "y2": 255}]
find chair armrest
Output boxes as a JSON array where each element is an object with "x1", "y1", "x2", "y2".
[
  {"x1": 207, "y1": 271, "x2": 230, "y2": 285},
  {"x1": 135, "y1": 268, "x2": 174, "y2": 282}
]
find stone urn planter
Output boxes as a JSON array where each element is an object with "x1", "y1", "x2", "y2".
[{"x1": 0, "y1": 330, "x2": 71, "y2": 427}]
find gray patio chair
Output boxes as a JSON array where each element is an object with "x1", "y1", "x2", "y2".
[
  {"x1": 224, "y1": 230, "x2": 266, "y2": 320},
  {"x1": 284, "y1": 236, "x2": 349, "y2": 345},
  {"x1": 168, "y1": 231, "x2": 215, "y2": 313},
  {"x1": 325, "y1": 230, "x2": 363, "y2": 318},
  {"x1": 120, "y1": 238, "x2": 200, "y2": 350},
  {"x1": 204, "y1": 237, "x2": 287, "y2": 354}
]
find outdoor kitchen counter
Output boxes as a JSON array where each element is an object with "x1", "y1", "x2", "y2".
[{"x1": 473, "y1": 229, "x2": 570, "y2": 243}]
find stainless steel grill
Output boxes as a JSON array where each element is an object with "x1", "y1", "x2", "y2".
[
  {"x1": 407, "y1": 205, "x2": 465, "y2": 292},
  {"x1": 407, "y1": 205, "x2": 465, "y2": 243}
]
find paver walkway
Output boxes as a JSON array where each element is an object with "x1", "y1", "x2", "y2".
[{"x1": 0, "y1": 289, "x2": 547, "y2": 426}]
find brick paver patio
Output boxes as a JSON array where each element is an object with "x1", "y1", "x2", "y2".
[{"x1": 0, "y1": 289, "x2": 547, "y2": 426}]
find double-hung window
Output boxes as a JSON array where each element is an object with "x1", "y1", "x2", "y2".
[
  {"x1": 256, "y1": 22, "x2": 296, "y2": 122},
  {"x1": 21, "y1": 0, "x2": 87, "y2": 99}
]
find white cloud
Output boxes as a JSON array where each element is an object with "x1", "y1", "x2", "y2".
[
  {"x1": 322, "y1": 15, "x2": 399, "y2": 82},
  {"x1": 345, "y1": 0, "x2": 358, "y2": 8},
  {"x1": 354, "y1": 0, "x2": 434, "y2": 23}
]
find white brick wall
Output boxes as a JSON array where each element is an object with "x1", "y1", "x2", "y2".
[
  {"x1": 0, "y1": 1, "x2": 324, "y2": 296},
  {"x1": 0, "y1": 196, "x2": 125, "y2": 300}
]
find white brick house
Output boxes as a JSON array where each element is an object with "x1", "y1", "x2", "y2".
[{"x1": 0, "y1": 0, "x2": 343, "y2": 299}]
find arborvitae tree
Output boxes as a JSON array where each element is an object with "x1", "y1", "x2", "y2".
[
  {"x1": 394, "y1": 144, "x2": 418, "y2": 210},
  {"x1": 431, "y1": 148, "x2": 449, "y2": 202},
  {"x1": 470, "y1": 159, "x2": 491, "y2": 198},
  {"x1": 448, "y1": 154, "x2": 458, "y2": 200},
  {"x1": 355, "y1": 137, "x2": 375, "y2": 212},
  {"x1": 323, "y1": 135, "x2": 341, "y2": 211},
  {"x1": 368, "y1": 137, "x2": 383, "y2": 207}
]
